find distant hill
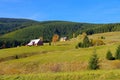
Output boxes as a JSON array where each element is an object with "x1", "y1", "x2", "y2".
[
  {"x1": 0, "y1": 18, "x2": 120, "y2": 48},
  {"x1": 0, "y1": 18, "x2": 39, "y2": 35},
  {"x1": 0, "y1": 21, "x2": 98, "y2": 41}
]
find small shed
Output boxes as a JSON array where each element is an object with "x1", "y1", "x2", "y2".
[
  {"x1": 27, "y1": 39, "x2": 43, "y2": 46},
  {"x1": 60, "y1": 37, "x2": 68, "y2": 41}
]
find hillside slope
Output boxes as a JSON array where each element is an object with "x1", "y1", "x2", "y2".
[
  {"x1": 0, "y1": 32, "x2": 120, "y2": 80},
  {"x1": 0, "y1": 32, "x2": 120, "y2": 73}
]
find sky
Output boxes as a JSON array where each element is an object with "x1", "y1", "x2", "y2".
[{"x1": 0, "y1": 0, "x2": 120, "y2": 23}]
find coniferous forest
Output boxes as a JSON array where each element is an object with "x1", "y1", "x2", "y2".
[{"x1": 0, "y1": 18, "x2": 120, "y2": 48}]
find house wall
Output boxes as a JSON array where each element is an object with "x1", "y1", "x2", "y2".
[{"x1": 37, "y1": 41, "x2": 43, "y2": 46}]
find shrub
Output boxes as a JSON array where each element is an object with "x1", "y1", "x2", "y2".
[
  {"x1": 106, "y1": 50, "x2": 115, "y2": 60},
  {"x1": 77, "y1": 42, "x2": 83, "y2": 47},
  {"x1": 115, "y1": 45, "x2": 120, "y2": 60},
  {"x1": 75, "y1": 45, "x2": 79, "y2": 49},
  {"x1": 88, "y1": 50, "x2": 99, "y2": 70},
  {"x1": 91, "y1": 39, "x2": 105, "y2": 46},
  {"x1": 101, "y1": 36, "x2": 105, "y2": 39},
  {"x1": 49, "y1": 42, "x2": 51, "y2": 46},
  {"x1": 15, "y1": 55, "x2": 19, "y2": 59},
  {"x1": 77, "y1": 35, "x2": 91, "y2": 48}
]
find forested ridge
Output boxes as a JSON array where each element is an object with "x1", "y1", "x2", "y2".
[
  {"x1": 0, "y1": 18, "x2": 39, "y2": 35},
  {"x1": 85, "y1": 23, "x2": 120, "y2": 34},
  {"x1": 0, "y1": 18, "x2": 120, "y2": 48}
]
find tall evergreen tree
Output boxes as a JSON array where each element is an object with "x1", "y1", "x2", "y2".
[
  {"x1": 88, "y1": 49, "x2": 99, "y2": 70},
  {"x1": 115, "y1": 45, "x2": 120, "y2": 60},
  {"x1": 83, "y1": 35, "x2": 91, "y2": 47},
  {"x1": 106, "y1": 50, "x2": 114, "y2": 60}
]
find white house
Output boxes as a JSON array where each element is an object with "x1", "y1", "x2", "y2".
[
  {"x1": 60, "y1": 37, "x2": 68, "y2": 41},
  {"x1": 27, "y1": 39, "x2": 43, "y2": 46}
]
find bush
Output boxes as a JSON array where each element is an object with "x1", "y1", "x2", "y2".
[
  {"x1": 77, "y1": 42, "x2": 83, "y2": 47},
  {"x1": 106, "y1": 50, "x2": 115, "y2": 60},
  {"x1": 75, "y1": 45, "x2": 79, "y2": 49},
  {"x1": 101, "y1": 36, "x2": 105, "y2": 39},
  {"x1": 77, "y1": 35, "x2": 91, "y2": 48},
  {"x1": 88, "y1": 50, "x2": 99, "y2": 70},
  {"x1": 91, "y1": 39, "x2": 105, "y2": 46},
  {"x1": 115, "y1": 45, "x2": 120, "y2": 60},
  {"x1": 15, "y1": 55, "x2": 19, "y2": 59}
]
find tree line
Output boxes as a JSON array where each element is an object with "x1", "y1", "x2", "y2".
[
  {"x1": 0, "y1": 38, "x2": 28, "y2": 49},
  {"x1": 0, "y1": 20, "x2": 120, "y2": 49},
  {"x1": 85, "y1": 24, "x2": 120, "y2": 35},
  {"x1": 0, "y1": 18, "x2": 38, "y2": 35}
]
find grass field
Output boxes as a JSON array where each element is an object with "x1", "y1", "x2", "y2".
[
  {"x1": 0, "y1": 32, "x2": 120, "y2": 80},
  {"x1": 1, "y1": 70, "x2": 120, "y2": 80}
]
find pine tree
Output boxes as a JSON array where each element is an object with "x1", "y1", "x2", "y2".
[
  {"x1": 106, "y1": 50, "x2": 114, "y2": 60},
  {"x1": 115, "y1": 45, "x2": 120, "y2": 60},
  {"x1": 83, "y1": 35, "x2": 91, "y2": 47},
  {"x1": 77, "y1": 34, "x2": 92, "y2": 48},
  {"x1": 88, "y1": 50, "x2": 99, "y2": 70}
]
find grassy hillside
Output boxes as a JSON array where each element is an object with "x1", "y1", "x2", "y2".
[
  {"x1": 0, "y1": 32, "x2": 120, "y2": 80},
  {"x1": 1, "y1": 70, "x2": 120, "y2": 80},
  {"x1": 89, "y1": 32, "x2": 120, "y2": 44}
]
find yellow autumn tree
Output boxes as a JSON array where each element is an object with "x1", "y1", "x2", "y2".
[{"x1": 52, "y1": 34, "x2": 59, "y2": 44}]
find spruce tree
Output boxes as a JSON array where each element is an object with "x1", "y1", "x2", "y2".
[
  {"x1": 83, "y1": 35, "x2": 91, "y2": 48},
  {"x1": 106, "y1": 50, "x2": 114, "y2": 60},
  {"x1": 88, "y1": 50, "x2": 99, "y2": 70},
  {"x1": 115, "y1": 45, "x2": 120, "y2": 60}
]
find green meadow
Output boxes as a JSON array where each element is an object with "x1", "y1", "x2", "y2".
[
  {"x1": 1, "y1": 70, "x2": 120, "y2": 80},
  {"x1": 0, "y1": 32, "x2": 120, "y2": 80}
]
